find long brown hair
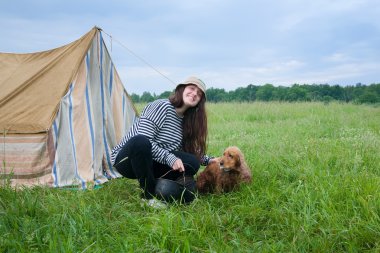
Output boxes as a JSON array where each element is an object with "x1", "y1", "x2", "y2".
[{"x1": 169, "y1": 85, "x2": 207, "y2": 160}]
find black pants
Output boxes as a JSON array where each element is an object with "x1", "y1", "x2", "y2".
[{"x1": 113, "y1": 135, "x2": 200, "y2": 198}]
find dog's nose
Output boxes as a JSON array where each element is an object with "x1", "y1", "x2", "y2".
[{"x1": 219, "y1": 161, "x2": 223, "y2": 166}]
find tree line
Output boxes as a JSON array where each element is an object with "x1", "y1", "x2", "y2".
[{"x1": 130, "y1": 83, "x2": 380, "y2": 104}]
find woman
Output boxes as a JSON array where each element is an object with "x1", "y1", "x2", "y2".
[{"x1": 111, "y1": 76, "x2": 213, "y2": 207}]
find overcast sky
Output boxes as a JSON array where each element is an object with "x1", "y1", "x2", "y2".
[{"x1": 1, "y1": 0, "x2": 379, "y2": 95}]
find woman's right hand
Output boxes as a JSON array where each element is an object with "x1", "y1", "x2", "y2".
[{"x1": 172, "y1": 159, "x2": 185, "y2": 172}]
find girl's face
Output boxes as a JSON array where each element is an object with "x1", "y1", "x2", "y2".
[{"x1": 182, "y1": 84, "x2": 203, "y2": 108}]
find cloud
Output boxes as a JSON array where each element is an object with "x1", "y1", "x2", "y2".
[
  {"x1": 324, "y1": 53, "x2": 351, "y2": 63},
  {"x1": 1, "y1": 0, "x2": 379, "y2": 95}
]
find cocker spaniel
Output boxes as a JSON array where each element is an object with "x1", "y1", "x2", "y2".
[{"x1": 196, "y1": 146, "x2": 252, "y2": 194}]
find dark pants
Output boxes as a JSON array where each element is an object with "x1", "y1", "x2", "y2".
[{"x1": 113, "y1": 135, "x2": 200, "y2": 198}]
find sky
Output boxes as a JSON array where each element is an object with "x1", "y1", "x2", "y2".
[{"x1": 1, "y1": 0, "x2": 379, "y2": 95}]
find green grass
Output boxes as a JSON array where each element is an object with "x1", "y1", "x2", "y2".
[{"x1": 1, "y1": 102, "x2": 380, "y2": 252}]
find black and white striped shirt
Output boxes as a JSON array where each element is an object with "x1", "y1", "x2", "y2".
[{"x1": 111, "y1": 99, "x2": 183, "y2": 167}]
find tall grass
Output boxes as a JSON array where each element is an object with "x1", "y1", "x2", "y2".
[{"x1": 1, "y1": 102, "x2": 379, "y2": 252}]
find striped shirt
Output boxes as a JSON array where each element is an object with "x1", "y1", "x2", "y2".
[{"x1": 111, "y1": 99, "x2": 183, "y2": 167}]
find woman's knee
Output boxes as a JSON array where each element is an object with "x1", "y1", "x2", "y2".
[
  {"x1": 129, "y1": 135, "x2": 151, "y2": 153},
  {"x1": 186, "y1": 158, "x2": 200, "y2": 175}
]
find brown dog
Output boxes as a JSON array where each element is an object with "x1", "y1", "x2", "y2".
[{"x1": 196, "y1": 146, "x2": 252, "y2": 194}]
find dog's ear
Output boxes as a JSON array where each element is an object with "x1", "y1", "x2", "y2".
[{"x1": 235, "y1": 152, "x2": 241, "y2": 167}]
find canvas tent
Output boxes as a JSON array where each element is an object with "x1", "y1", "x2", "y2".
[{"x1": 0, "y1": 27, "x2": 137, "y2": 188}]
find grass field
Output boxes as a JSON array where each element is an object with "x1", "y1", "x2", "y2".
[{"x1": 1, "y1": 102, "x2": 380, "y2": 252}]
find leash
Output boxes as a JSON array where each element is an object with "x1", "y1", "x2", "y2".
[{"x1": 159, "y1": 162, "x2": 196, "y2": 183}]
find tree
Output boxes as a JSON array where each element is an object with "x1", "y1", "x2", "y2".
[
  {"x1": 343, "y1": 86, "x2": 355, "y2": 102},
  {"x1": 129, "y1": 83, "x2": 379, "y2": 104},
  {"x1": 140, "y1": 91, "x2": 155, "y2": 103},
  {"x1": 157, "y1": 91, "x2": 172, "y2": 99},
  {"x1": 285, "y1": 84, "x2": 307, "y2": 101},
  {"x1": 256, "y1": 84, "x2": 275, "y2": 101},
  {"x1": 130, "y1": 93, "x2": 140, "y2": 103},
  {"x1": 206, "y1": 88, "x2": 227, "y2": 102},
  {"x1": 330, "y1": 85, "x2": 345, "y2": 101},
  {"x1": 357, "y1": 84, "x2": 380, "y2": 103}
]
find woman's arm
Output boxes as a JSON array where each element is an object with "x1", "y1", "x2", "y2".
[
  {"x1": 137, "y1": 117, "x2": 179, "y2": 166},
  {"x1": 200, "y1": 154, "x2": 216, "y2": 166},
  {"x1": 137, "y1": 100, "x2": 181, "y2": 167}
]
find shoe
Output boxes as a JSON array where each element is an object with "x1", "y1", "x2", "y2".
[{"x1": 141, "y1": 198, "x2": 167, "y2": 209}]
